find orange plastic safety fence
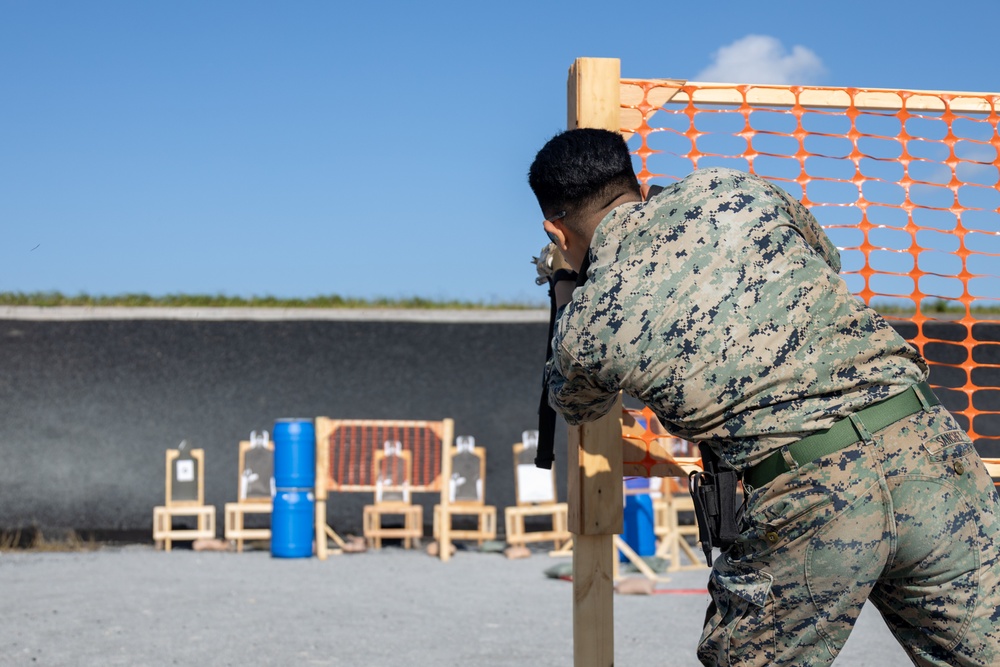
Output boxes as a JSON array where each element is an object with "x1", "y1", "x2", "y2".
[
  {"x1": 621, "y1": 80, "x2": 1000, "y2": 456},
  {"x1": 326, "y1": 421, "x2": 443, "y2": 492},
  {"x1": 621, "y1": 404, "x2": 701, "y2": 478}
]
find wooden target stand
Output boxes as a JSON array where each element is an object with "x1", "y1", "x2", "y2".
[
  {"x1": 505, "y1": 435, "x2": 571, "y2": 552},
  {"x1": 652, "y1": 475, "x2": 706, "y2": 571},
  {"x1": 314, "y1": 418, "x2": 456, "y2": 561},
  {"x1": 622, "y1": 406, "x2": 707, "y2": 572},
  {"x1": 224, "y1": 436, "x2": 274, "y2": 552},
  {"x1": 432, "y1": 437, "x2": 497, "y2": 547},
  {"x1": 363, "y1": 448, "x2": 423, "y2": 549},
  {"x1": 153, "y1": 447, "x2": 216, "y2": 551}
]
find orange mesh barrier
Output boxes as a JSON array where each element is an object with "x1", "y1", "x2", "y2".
[
  {"x1": 620, "y1": 80, "x2": 1000, "y2": 456},
  {"x1": 622, "y1": 405, "x2": 695, "y2": 477},
  {"x1": 323, "y1": 420, "x2": 444, "y2": 492}
]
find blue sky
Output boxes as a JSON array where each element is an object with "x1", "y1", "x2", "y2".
[{"x1": 2, "y1": 1, "x2": 998, "y2": 305}]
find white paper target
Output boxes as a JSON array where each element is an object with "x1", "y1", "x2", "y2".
[{"x1": 176, "y1": 459, "x2": 195, "y2": 483}]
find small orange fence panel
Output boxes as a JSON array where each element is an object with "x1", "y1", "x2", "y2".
[
  {"x1": 621, "y1": 405, "x2": 691, "y2": 477},
  {"x1": 619, "y1": 80, "x2": 1000, "y2": 455},
  {"x1": 319, "y1": 419, "x2": 445, "y2": 492}
]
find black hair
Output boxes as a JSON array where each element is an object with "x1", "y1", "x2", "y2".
[{"x1": 528, "y1": 128, "x2": 640, "y2": 230}]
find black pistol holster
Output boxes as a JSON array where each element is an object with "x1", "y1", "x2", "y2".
[{"x1": 688, "y1": 442, "x2": 741, "y2": 566}]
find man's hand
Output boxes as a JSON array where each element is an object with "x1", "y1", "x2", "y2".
[
  {"x1": 532, "y1": 243, "x2": 576, "y2": 286},
  {"x1": 533, "y1": 243, "x2": 578, "y2": 308}
]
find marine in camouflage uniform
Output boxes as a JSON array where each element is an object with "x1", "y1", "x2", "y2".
[{"x1": 529, "y1": 129, "x2": 1000, "y2": 666}]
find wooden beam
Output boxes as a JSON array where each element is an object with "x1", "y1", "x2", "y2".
[
  {"x1": 568, "y1": 58, "x2": 621, "y2": 132},
  {"x1": 438, "y1": 418, "x2": 455, "y2": 562},
  {"x1": 621, "y1": 78, "x2": 1000, "y2": 113},
  {"x1": 567, "y1": 401, "x2": 624, "y2": 536},
  {"x1": 314, "y1": 417, "x2": 330, "y2": 560},
  {"x1": 620, "y1": 80, "x2": 685, "y2": 137},
  {"x1": 565, "y1": 56, "x2": 624, "y2": 667},
  {"x1": 573, "y1": 534, "x2": 615, "y2": 667}
]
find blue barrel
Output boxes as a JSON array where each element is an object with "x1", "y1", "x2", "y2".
[
  {"x1": 620, "y1": 478, "x2": 656, "y2": 561},
  {"x1": 273, "y1": 419, "x2": 316, "y2": 489},
  {"x1": 271, "y1": 489, "x2": 315, "y2": 558}
]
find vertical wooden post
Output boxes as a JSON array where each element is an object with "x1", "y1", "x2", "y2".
[
  {"x1": 314, "y1": 418, "x2": 329, "y2": 560},
  {"x1": 438, "y1": 418, "x2": 455, "y2": 561},
  {"x1": 565, "y1": 57, "x2": 623, "y2": 667},
  {"x1": 568, "y1": 57, "x2": 621, "y2": 135},
  {"x1": 568, "y1": 406, "x2": 623, "y2": 667}
]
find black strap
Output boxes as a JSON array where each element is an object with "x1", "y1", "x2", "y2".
[
  {"x1": 535, "y1": 254, "x2": 592, "y2": 470},
  {"x1": 574, "y1": 254, "x2": 591, "y2": 288},
  {"x1": 535, "y1": 289, "x2": 558, "y2": 469}
]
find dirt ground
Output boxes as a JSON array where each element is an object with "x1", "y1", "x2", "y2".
[{"x1": 0, "y1": 543, "x2": 911, "y2": 667}]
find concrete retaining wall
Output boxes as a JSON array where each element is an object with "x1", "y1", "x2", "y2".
[
  {"x1": 2, "y1": 308, "x2": 996, "y2": 539},
  {"x1": 0, "y1": 309, "x2": 562, "y2": 537}
]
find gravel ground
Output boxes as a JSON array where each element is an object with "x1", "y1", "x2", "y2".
[{"x1": 0, "y1": 544, "x2": 911, "y2": 667}]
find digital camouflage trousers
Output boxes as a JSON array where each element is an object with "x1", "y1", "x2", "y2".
[{"x1": 698, "y1": 404, "x2": 1000, "y2": 666}]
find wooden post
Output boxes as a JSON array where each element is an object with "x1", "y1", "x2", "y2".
[
  {"x1": 314, "y1": 418, "x2": 329, "y2": 560},
  {"x1": 568, "y1": 403, "x2": 623, "y2": 667},
  {"x1": 567, "y1": 411, "x2": 625, "y2": 536},
  {"x1": 565, "y1": 57, "x2": 623, "y2": 667},
  {"x1": 568, "y1": 57, "x2": 621, "y2": 136},
  {"x1": 438, "y1": 418, "x2": 455, "y2": 561}
]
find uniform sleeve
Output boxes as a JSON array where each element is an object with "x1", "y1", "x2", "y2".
[
  {"x1": 766, "y1": 181, "x2": 842, "y2": 273},
  {"x1": 543, "y1": 322, "x2": 619, "y2": 425}
]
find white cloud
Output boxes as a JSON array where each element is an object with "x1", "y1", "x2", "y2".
[{"x1": 695, "y1": 35, "x2": 826, "y2": 85}]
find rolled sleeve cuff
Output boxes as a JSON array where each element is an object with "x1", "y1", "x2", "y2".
[{"x1": 544, "y1": 346, "x2": 618, "y2": 424}]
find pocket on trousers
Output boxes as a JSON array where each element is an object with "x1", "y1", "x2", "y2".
[
  {"x1": 698, "y1": 563, "x2": 774, "y2": 667},
  {"x1": 742, "y1": 471, "x2": 839, "y2": 559},
  {"x1": 921, "y1": 428, "x2": 975, "y2": 469}
]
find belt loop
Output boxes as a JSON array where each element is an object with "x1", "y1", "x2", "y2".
[
  {"x1": 780, "y1": 445, "x2": 799, "y2": 472},
  {"x1": 848, "y1": 412, "x2": 874, "y2": 444},
  {"x1": 913, "y1": 383, "x2": 933, "y2": 411}
]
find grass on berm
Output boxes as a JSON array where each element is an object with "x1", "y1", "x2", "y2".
[
  {"x1": 0, "y1": 291, "x2": 545, "y2": 310},
  {"x1": 2, "y1": 291, "x2": 998, "y2": 317}
]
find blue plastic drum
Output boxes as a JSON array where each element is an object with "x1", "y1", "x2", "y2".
[
  {"x1": 273, "y1": 419, "x2": 316, "y2": 489},
  {"x1": 620, "y1": 478, "x2": 655, "y2": 561},
  {"x1": 271, "y1": 489, "x2": 315, "y2": 558}
]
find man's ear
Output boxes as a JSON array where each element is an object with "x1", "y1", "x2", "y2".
[
  {"x1": 542, "y1": 219, "x2": 568, "y2": 251},
  {"x1": 544, "y1": 218, "x2": 587, "y2": 272}
]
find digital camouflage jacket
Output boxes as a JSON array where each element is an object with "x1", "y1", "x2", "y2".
[{"x1": 545, "y1": 167, "x2": 927, "y2": 470}]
